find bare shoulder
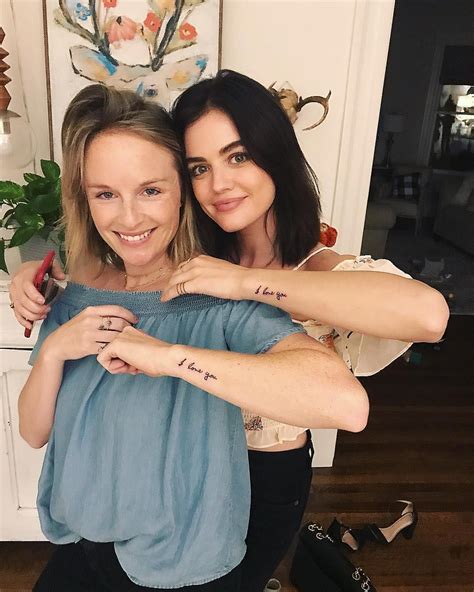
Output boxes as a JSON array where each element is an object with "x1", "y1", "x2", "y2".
[{"x1": 303, "y1": 243, "x2": 356, "y2": 272}]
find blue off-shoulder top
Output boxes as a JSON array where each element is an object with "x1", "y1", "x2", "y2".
[{"x1": 29, "y1": 283, "x2": 305, "y2": 588}]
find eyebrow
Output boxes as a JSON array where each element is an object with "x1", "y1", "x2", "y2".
[
  {"x1": 186, "y1": 140, "x2": 244, "y2": 163},
  {"x1": 86, "y1": 178, "x2": 168, "y2": 189}
]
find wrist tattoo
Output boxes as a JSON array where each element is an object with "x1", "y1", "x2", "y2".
[
  {"x1": 178, "y1": 358, "x2": 217, "y2": 381},
  {"x1": 255, "y1": 285, "x2": 287, "y2": 301}
]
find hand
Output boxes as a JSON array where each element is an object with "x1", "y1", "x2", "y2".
[
  {"x1": 161, "y1": 255, "x2": 248, "y2": 302},
  {"x1": 9, "y1": 260, "x2": 66, "y2": 330},
  {"x1": 43, "y1": 305, "x2": 138, "y2": 362},
  {"x1": 97, "y1": 326, "x2": 171, "y2": 377}
]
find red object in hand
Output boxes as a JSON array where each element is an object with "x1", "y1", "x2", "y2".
[
  {"x1": 24, "y1": 250, "x2": 57, "y2": 338},
  {"x1": 319, "y1": 223, "x2": 338, "y2": 247}
]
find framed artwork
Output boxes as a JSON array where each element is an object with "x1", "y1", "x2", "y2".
[{"x1": 42, "y1": 0, "x2": 222, "y2": 159}]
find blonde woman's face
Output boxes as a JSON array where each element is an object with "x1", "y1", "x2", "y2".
[{"x1": 84, "y1": 130, "x2": 181, "y2": 276}]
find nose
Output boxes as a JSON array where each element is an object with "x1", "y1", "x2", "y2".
[
  {"x1": 211, "y1": 165, "x2": 234, "y2": 194},
  {"x1": 119, "y1": 198, "x2": 141, "y2": 228}
]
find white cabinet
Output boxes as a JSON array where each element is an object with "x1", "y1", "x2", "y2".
[{"x1": 0, "y1": 287, "x2": 46, "y2": 540}]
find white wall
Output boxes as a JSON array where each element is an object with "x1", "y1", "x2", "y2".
[
  {"x1": 221, "y1": 0, "x2": 356, "y2": 219},
  {"x1": 1, "y1": 0, "x2": 394, "y2": 272}
]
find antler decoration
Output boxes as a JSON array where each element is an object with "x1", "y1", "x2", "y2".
[{"x1": 268, "y1": 84, "x2": 331, "y2": 131}]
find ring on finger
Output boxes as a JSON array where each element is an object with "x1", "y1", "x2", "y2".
[
  {"x1": 99, "y1": 317, "x2": 112, "y2": 331},
  {"x1": 9, "y1": 302, "x2": 14, "y2": 309}
]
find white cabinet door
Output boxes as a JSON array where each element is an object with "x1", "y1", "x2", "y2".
[
  {"x1": 0, "y1": 348, "x2": 46, "y2": 540},
  {"x1": 0, "y1": 286, "x2": 47, "y2": 542}
]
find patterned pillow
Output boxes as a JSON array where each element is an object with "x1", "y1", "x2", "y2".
[{"x1": 392, "y1": 173, "x2": 421, "y2": 200}]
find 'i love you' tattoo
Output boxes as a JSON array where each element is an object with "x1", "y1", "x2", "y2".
[
  {"x1": 255, "y1": 285, "x2": 287, "y2": 301},
  {"x1": 178, "y1": 359, "x2": 217, "y2": 381}
]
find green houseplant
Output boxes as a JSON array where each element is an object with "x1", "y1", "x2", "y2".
[{"x1": 0, "y1": 159, "x2": 64, "y2": 273}]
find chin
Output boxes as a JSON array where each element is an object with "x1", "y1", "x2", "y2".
[{"x1": 211, "y1": 213, "x2": 252, "y2": 234}]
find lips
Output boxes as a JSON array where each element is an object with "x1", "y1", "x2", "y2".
[
  {"x1": 213, "y1": 197, "x2": 246, "y2": 213},
  {"x1": 114, "y1": 228, "x2": 156, "y2": 244}
]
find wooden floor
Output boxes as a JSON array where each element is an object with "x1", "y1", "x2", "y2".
[
  {"x1": 274, "y1": 314, "x2": 474, "y2": 591},
  {"x1": 1, "y1": 316, "x2": 473, "y2": 591}
]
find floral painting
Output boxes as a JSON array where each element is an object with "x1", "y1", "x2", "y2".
[{"x1": 43, "y1": 0, "x2": 221, "y2": 158}]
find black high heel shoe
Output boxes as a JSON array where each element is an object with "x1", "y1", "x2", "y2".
[
  {"x1": 364, "y1": 500, "x2": 418, "y2": 545},
  {"x1": 327, "y1": 518, "x2": 367, "y2": 551}
]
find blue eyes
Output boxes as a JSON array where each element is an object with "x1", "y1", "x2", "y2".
[
  {"x1": 144, "y1": 188, "x2": 161, "y2": 197},
  {"x1": 97, "y1": 191, "x2": 114, "y2": 200},
  {"x1": 96, "y1": 188, "x2": 161, "y2": 199}
]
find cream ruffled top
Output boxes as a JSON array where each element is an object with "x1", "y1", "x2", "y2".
[{"x1": 242, "y1": 248, "x2": 412, "y2": 449}]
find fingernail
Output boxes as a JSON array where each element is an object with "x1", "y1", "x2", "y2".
[{"x1": 36, "y1": 298, "x2": 45, "y2": 304}]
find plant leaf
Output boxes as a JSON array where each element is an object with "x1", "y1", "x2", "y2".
[
  {"x1": 0, "y1": 181, "x2": 24, "y2": 203},
  {"x1": 41, "y1": 160, "x2": 61, "y2": 182},
  {"x1": 13, "y1": 204, "x2": 45, "y2": 230},
  {"x1": 31, "y1": 192, "x2": 61, "y2": 214},
  {"x1": 3, "y1": 213, "x2": 18, "y2": 228},
  {"x1": 0, "y1": 239, "x2": 7, "y2": 273},
  {"x1": 24, "y1": 172, "x2": 43, "y2": 183},
  {"x1": 12, "y1": 203, "x2": 31, "y2": 225},
  {"x1": 24, "y1": 213, "x2": 45, "y2": 230},
  {"x1": 0, "y1": 208, "x2": 15, "y2": 227},
  {"x1": 28, "y1": 178, "x2": 50, "y2": 192},
  {"x1": 9, "y1": 226, "x2": 38, "y2": 248}
]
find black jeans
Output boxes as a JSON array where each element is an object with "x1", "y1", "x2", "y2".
[
  {"x1": 240, "y1": 431, "x2": 314, "y2": 592},
  {"x1": 33, "y1": 540, "x2": 241, "y2": 592}
]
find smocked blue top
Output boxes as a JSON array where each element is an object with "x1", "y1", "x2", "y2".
[{"x1": 30, "y1": 283, "x2": 305, "y2": 588}]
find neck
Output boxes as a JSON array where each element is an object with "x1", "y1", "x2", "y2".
[
  {"x1": 237, "y1": 212, "x2": 281, "y2": 269},
  {"x1": 123, "y1": 257, "x2": 174, "y2": 291}
]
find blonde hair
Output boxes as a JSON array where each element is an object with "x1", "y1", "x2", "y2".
[{"x1": 60, "y1": 84, "x2": 200, "y2": 273}]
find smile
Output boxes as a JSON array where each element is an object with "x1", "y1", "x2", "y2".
[
  {"x1": 213, "y1": 197, "x2": 246, "y2": 213},
  {"x1": 115, "y1": 228, "x2": 156, "y2": 243}
]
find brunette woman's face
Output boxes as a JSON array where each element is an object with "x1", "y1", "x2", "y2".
[
  {"x1": 183, "y1": 109, "x2": 276, "y2": 233},
  {"x1": 84, "y1": 130, "x2": 181, "y2": 276}
]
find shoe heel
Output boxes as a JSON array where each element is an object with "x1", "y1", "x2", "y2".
[{"x1": 402, "y1": 512, "x2": 418, "y2": 540}]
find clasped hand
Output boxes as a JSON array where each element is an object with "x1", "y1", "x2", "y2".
[
  {"x1": 44, "y1": 305, "x2": 138, "y2": 362},
  {"x1": 161, "y1": 255, "x2": 248, "y2": 301},
  {"x1": 43, "y1": 306, "x2": 168, "y2": 377},
  {"x1": 97, "y1": 326, "x2": 170, "y2": 377}
]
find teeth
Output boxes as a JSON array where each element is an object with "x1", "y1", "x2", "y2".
[{"x1": 118, "y1": 230, "x2": 152, "y2": 242}]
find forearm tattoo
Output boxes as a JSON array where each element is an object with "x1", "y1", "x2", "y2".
[
  {"x1": 255, "y1": 285, "x2": 287, "y2": 301},
  {"x1": 178, "y1": 358, "x2": 217, "y2": 382}
]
